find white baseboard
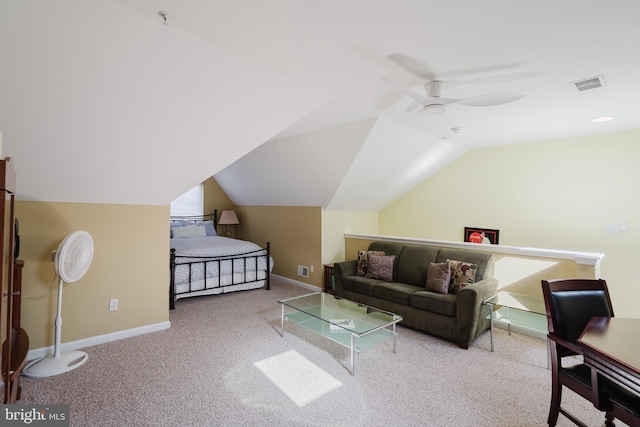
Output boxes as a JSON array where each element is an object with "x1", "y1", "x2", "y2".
[
  {"x1": 271, "y1": 274, "x2": 319, "y2": 291},
  {"x1": 27, "y1": 321, "x2": 171, "y2": 361},
  {"x1": 25, "y1": 277, "x2": 323, "y2": 362}
]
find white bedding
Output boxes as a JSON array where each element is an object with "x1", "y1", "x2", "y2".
[{"x1": 170, "y1": 236, "x2": 273, "y2": 297}]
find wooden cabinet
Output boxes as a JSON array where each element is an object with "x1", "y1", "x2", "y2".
[{"x1": 0, "y1": 157, "x2": 28, "y2": 403}]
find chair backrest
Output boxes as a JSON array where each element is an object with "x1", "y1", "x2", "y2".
[{"x1": 542, "y1": 279, "x2": 614, "y2": 347}]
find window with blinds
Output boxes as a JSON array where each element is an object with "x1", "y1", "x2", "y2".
[{"x1": 170, "y1": 183, "x2": 203, "y2": 216}]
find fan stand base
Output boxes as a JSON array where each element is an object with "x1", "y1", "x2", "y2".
[{"x1": 22, "y1": 351, "x2": 89, "y2": 379}]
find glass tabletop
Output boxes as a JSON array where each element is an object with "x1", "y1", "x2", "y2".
[
  {"x1": 484, "y1": 291, "x2": 546, "y2": 315},
  {"x1": 279, "y1": 292, "x2": 402, "y2": 335}
]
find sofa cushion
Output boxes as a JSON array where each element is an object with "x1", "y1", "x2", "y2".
[
  {"x1": 342, "y1": 275, "x2": 379, "y2": 296},
  {"x1": 447, "y1": 260, "x2": 477, "y2": 293},
  {"x1": 425, "y1": 262, "x2": 450, "y2": 294},
  {"x1": 368, "y1": 241, "x2": 405, "y2": 259},
  {"x1": 436, "y1": 248, "x2": 493, "y2": 281},
  {"x1": 365, "y1": 254, "x2": 395, "y2": 282},
  {"x1": 410, "y1": 291, "x2": 457, "y2": 317},
  {"x1": 373, "y1": 282, "x2": 422, "y2": 305},
  {"x1": 395, "y1": 245, "x2": 439, "y2": 286},
  {"x1": 357, "y1": 250, "x2": 385, "y2": 276}
]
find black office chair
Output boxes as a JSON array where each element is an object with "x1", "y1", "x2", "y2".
[
  {"x1": 542, "y1": 278, "x2": 640, "y2": 427},
  {"x1": 542, "y1": 278, "x2": 614, "y2": 426}
]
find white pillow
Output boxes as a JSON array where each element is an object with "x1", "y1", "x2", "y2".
[{"x1": 172, "y1": 225, "x2": 207, "y2": 238}]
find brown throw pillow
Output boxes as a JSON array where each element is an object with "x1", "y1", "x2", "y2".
[
  {"x1": 364, "y1": 254, "x2": 395, "y2": 282},
  {"x1": 357, "y1": 250, "x2": 385, "y2": 276},
  {"x1": 425, "y1": 262, "x2": 450, "y2": 294},
  {"x1": 447, "y1": 259, "x2": 478, "y2": 293}
]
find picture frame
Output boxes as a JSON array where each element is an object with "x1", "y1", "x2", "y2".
[{"x1": 464, "y1": 227, "x2": 499, "y2": 245}]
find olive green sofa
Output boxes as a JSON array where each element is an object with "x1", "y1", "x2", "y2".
[{"x1": 334, "y1": 241, "x2": 498, "y2": 349}]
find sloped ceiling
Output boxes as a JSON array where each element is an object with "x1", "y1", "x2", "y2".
[{"x1": 1, "y1": 1, "x2": 639, "y2": 210}]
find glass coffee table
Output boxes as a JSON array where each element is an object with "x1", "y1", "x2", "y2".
[
  {"x1": 484, "y1": 291, "x2": 548, "y2": 352},
  {"x1": 279, "y1": 292, "x2": 402, "y2": 375},
  {"x1": 484, "y1": 291, "x2": 550, "y2": 368}
]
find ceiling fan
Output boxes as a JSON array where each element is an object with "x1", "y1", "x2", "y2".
[
  {"x1": 382, "y1": 53, "x2": 531, "y2": 121},
  {"x1": 383, "y1": 77, "x2": 528, "y2": 118}
]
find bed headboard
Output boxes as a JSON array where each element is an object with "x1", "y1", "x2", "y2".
[{"x1": 170, "y1": 210, "x2": 218, "y2": 228}]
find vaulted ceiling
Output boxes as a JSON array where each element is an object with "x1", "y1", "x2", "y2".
[{"x1": 2, "y1": 1, "x2": 639, "y2": 211}]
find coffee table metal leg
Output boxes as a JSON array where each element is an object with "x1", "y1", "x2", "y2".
[
  {"x1": 393, "y1": 323, "x2": 397, "y2": 353},
  {"x1": 280, "y1": 304, "x2": 285, "y2": 337},
  {"x1": 489, "y1": 304, "x2": 494, "y2": 352},
  {"x1": 350, "y1": 334, "x2": 355, "y2": 376}
]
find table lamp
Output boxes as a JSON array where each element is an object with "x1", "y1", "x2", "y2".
[{"x1": 218, "y1": 210, "x2": 239, "y2": 237}]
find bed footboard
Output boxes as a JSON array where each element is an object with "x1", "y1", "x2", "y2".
[{"x1": 170, "y1": 242, "x2": 271, "y2": 309}]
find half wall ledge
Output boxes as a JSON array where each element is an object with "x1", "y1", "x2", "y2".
[{"x1": 343, "y1": 234, "x2": 604, "y2": 279}]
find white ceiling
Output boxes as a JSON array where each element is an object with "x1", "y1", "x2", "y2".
[{"x1": 1, "y1": 1, "x2": 639, "y2": 211}]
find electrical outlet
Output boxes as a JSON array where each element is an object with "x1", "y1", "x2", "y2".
[
  {"x1": 109, "y1": 299, "x2": 118, "y2": 311},
  {"x1": 606, "y1": 224, "x2": 620, "y2": 234}
]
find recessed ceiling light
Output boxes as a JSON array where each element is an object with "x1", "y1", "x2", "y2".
[{"x1": 592, "y1": 116, "x2": 614, "y2": 123}]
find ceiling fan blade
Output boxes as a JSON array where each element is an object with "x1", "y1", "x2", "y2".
[
  {"x1": 389, "y1": 53, "x2": 530, "y2": 80},
  {"x1": 450, "y1": 71, "x2": 543, "y2": 85},
  {"x1": 388, "y1": 54, "x2": 436, "y2": 80},
  {"x1": 381, "y1": 77, "x2": 425, "y2": 103},
  {"x1": 458, "y1": 91, "x2": 528, "y2": 107}
]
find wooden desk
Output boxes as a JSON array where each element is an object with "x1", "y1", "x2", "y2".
[{"x1": 577, "y1": 317, "x2": 640, "y2": 397}]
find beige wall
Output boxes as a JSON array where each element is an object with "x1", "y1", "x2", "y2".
[
  {"x1": 203, "y1": 176, "x2": 235, "y2": 223},
  {"x1": 203, "y1": 179, "x2": 325, "y2": 288},
  {"x1": 236, "y1": 206, "x2": 322, "y2": 289},
  {"x1": 15, "y1": 201, "x2": 169, "y2": 350},
  {"x1": 379, "y1": 129, "x2": 640, "y2": 318}
]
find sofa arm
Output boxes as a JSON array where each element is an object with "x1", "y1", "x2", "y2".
[
  {"x1": 334, "y1": 260, "x2": 357, "y2": 296},
  {"x1": 455, "y1": 277, "x2": 498, "y2": 348}
]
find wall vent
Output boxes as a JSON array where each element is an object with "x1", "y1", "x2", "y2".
[
  {"x1": 572, "y1": 75, "x2": 606, "y2": 91},
  {"x1": 297, "y1": 265, "x2": 309, "y2": 278}
]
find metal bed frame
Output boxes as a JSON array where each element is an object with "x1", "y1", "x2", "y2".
[{"x1": 169, "y1": 211, "x2": 271, "y2": 309}]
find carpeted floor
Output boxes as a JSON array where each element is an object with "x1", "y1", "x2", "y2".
[{"x1": 19, "y1": 278, "x2": 617, "y2": 426}]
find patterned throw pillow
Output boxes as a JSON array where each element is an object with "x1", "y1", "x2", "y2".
[
  {"x1": 364, "y1": 254, "x2": 395, "y2": 282},
  {"x1": 447, "y1": 259, "x2": 478, "y2": 293},
  {"x1": 357, "y1": 250, "x2": 385, "y2": 276},
  {"x1": 425, "y1": 262, "x2": 450, "y2": 294}
]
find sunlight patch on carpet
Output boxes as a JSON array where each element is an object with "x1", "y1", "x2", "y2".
[{"x1": 253, "y1": 349, "x2": 342, "y2": 407}]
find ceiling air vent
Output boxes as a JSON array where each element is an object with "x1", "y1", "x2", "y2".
[{"x1": 572, "y1": 75, "x2": 606, "y2": 91}]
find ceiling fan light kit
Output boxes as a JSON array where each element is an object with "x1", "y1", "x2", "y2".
[{"x1": 423, "y1": 104, "x2": 446, "y2": 114}]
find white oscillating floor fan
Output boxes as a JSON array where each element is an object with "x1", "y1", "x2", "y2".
[{"x1": 24, "y1": 230, "x2": 94, "y2": 378}]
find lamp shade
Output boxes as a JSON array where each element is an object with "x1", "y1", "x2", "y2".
[{"x1": 218, "y1": 210, "x2": 239, "y2": 225}]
